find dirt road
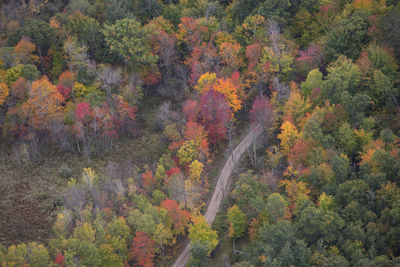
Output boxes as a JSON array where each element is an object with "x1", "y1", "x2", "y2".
[{"x1": 171, "y1": 124, "x2": 263, "y2": 267}]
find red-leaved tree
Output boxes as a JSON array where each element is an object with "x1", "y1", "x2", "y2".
[
  {"x1": 130, "y1": 231, "x2": 156, "y2": 267},
  {"x1": 161, "y1": 199, "x2": 191, "y2": 235},
  {"x1": 182, "y1": 99, "x2": 200, "y2": 122},
  {"x1": 200, "y1": 90, "x2": 233, "y2": 144},
  {"x1": 250, "y1": 95, "x2": 273, "y2": 129}
]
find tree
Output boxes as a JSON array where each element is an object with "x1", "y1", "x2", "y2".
[
  {"x1": 142, "y1": 170, "x2": 156, "y2": 194},
  {"x1": 301, "y1": 68, "x2": 323, "y2": 98},
  {"x1": 336, "y1": 179, "x2": 369, "y2": 206},
  {"x1": 183, "y1": 99, "x2": 200, "y2": 122},
  {"x1": 250, "y1": 95, "x2": 274, "y2": 136},
  {"x1": 177, "y1": 17, "x2": 209, "y2": 52},
  {"x1": 177, "y1": 140, "x2": 199, "y2": 166},
  {"x1": 54, "y1": 253, "x2": 65, "y2": 266},
  {"x1": 227, "y1": 205, "x2": 247, "y2": 239},
  {"x1": 296, "y1": 44, "x2": 324, "y2": 76},
  {"x1": 105, "y1": 216, "x2": 131, "y2": 261},
  {"x1": 10, "y1": 77, "x2": 28, "y2": 101},
  {"x1": 103, "y1": 18, "x2": 157, "y2": 69},
  {"x1": 298, "y1": 206, "x2": 345, "y2": 244},
  {"x1": 14, "y1": 37, "x2": 39, "y2": 64},
  {"x1": 64, "y1": 223, "x2": 101, "y2": 267},
  {"x1": 130, "y1": 231, "x2": 155, "y2": 267},
  {"x1": 322, "y1": 56, "x2": 361, "y2": 103},
  {"x1": 8, "y1": 18, "x2": 55, "y2": 60},
  {"x1": 96, "y1": 66, "x2": 122, "y2": 96},
  {"x1": 200, "y1": 90, "x2": 233, "y2": 143},
  {"x1": 161, "y1": 199, "x2": 191, "y2": 235},
  {"x1": 58, "y1": 71, "x2": 76, "y2": 89},
  {"x1": 153, "y1": 223, "x2": 174, "y2": 255},
  {"x1": 189, "y1": 160, "x2": 203, "y2": 184},
  {"x1": 325, "y1": 12, "x2": 369, "y2": 62},
  {"x1": 280, "y1": 179, "x2": 311, "y2": 217},
  {"x1": 67, "y1": 11, "x2": 102, "y2": 59},
  {"x1": 371, "y1": 70, "x2": 398, "y2": 108},
  {"x1": 278, "y1": 121, "x2": 301, "y2": 154},
  {"x1": 379, "y1": 7, "x2": 400, "y2": 59},
  {"x1": 255, "y1": 0, "x2": 292, "y2": 25},
  {"x1": 189, "y1": 241, "x2": 211, "y2": 267},
  {"x1": 265, "y1": 193, "x2": 288, "y2": 223},
  {"x1": 219, "y1": 41, "x2": 243, "y2": 73},
  {"x1": 245, "y1": 220, "x2": 311, "y2": 267},
  {"x1": 196, "y1": 73, "x2": 242, "y2": 112},
  {"x1": 188, "y1": 215, "x2": 218, "y2": 255},
  {"x1": 184, "y1": 121, "x2": 209, "y2": 159},
  {"x1": 231, "y1": 171, "x2": 270, "y2": 218},
  {"x1": 63, "y1": 37, "x2": 96, "y2": 85},
  {"x1": 282, "y1": 82, "x2": 311, "y2": 125},
  {"x1": 246, "y1": 43, "x2": 262, "y2": 73},
  {"x1": 259, "y1": 21, "x2": 294, "y2": 78},
  {"x1": 21, "y1": 76, "x2": 64, "y2": 131},
  {"x1": 75, "y1": 102, "x2": 91, "y2": 121},
  {"x1": 0, "y1": 83, "x2": 9, "y2": 106}
]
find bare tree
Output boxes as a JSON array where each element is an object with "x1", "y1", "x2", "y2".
[{"x1": 96, "y1": 66, "x2": 122, "y2": 96}]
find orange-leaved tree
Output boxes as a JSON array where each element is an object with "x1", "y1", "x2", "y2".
[
  {"x1": 196, "y1": 72, "x2": 242, "y2": 112},
  {"x1": 21, "y1": 76, "x2": 64, "y2": 131}
]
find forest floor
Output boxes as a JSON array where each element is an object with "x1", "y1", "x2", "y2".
[{"x1": 171, "y1": 124, "x2": 263, "y2": 267}]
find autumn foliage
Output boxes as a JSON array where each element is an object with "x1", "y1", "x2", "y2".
[
  {"x1": 200, "y1": 90, "x2": 232, "y2": 144},
  {"x1": 21, "y1": 76, "x2": 64, "y2": 131},
  {"x1": 0, "y1": 82, "x2": 9, "y2": 106},
  {"x1": 130, "y1": 231, "x2": 156, "y2": 267},
  {"x1": 161, "y1": 199, "x2": 191, "y2": 235}
]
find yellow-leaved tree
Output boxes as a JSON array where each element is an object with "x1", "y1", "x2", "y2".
[
  {"x1": 188, "y1": 215, "x2": 219, "y2": 255},
  {"x1": 195, "y1": 72, "x2": 242, "y2": 112},
  {"x1": 0, "y1": 82, "x2": 9, "y2": 106},
  {"x1": 277, "y1": 121, "x2": 301, "y2": 154}
]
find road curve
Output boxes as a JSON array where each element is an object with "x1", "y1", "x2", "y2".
[{"x1": 171, "y1": 124, "x2": 263, "y2": 267}]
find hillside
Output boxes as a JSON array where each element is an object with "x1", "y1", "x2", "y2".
[{"x1": 1, "y1": 0, "x2": 400, "y2": 266}]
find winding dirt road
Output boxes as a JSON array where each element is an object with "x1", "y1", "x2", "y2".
[{"x1": 171, "y1": 124, "x2": 263, "y2": 267}]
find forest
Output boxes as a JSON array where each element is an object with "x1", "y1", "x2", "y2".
[{"x1": 0, "y1": 0, "x2": 400, "y2": 266}]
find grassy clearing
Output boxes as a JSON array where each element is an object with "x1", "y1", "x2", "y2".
[{"x1": 0, "y1": 98, "x2": 167, "y2": 246}]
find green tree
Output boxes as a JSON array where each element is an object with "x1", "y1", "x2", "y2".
[
  {"x1": 255, "y1": 0, "x2": 292, "y2": 25},
  {"x1": 227, "y1": 205, "x2": 247, "y2": 239},
  {"x1": 105, "y1": 217, "x2": 131, "y2": 261},
  {"x1": 28, "y1": 242, "x2": 50, "y2": 267},
  {"x1": 322, "y1": 56, "x2": 361, "y2": 103},
  {"x1": 103, "y1": 18, "x2": 157, "y2": 69},
  {"x1": 188, "y1": 240, "x2": 211, "y2": 267},
  {"x1": 8, "y1": 18, "x2": 55, "y2": 71},
  {"x1": 67, "y1": 11, "x2": 103, "y2": 59},
  {"x1": 325, "y1": 12, "x2": 369, "y2": 62},
  {"x1": 322, "y1": 56, "x2": 371, "y2": 125},
  {"x1": 64, "y1": 222, "x2": 101, "y2": 267},
  {"x1": 335, "y1": 179, "x2": 369, "y2": 206},
  {"x1": 298, "y1": 206, "x2": 345, "y2": 244},
  {"x1": 379, "y1": 7, "x2": 400, "y2": 59},
  {"x1": 264, "y1": 193, "x2": 287, "y2": 223},
  {"x1": 370, "y1": 70, "x2": 398, "y2": 108},
  {"x1": 301, "y1": 68, "x2": 323, "y2": 97},
  {"x1": 231, "y1": 170, "x2": 270, "y2": 218},
  {"x1": 245, "y1": 220, "x2": 311, "y2": 267},
  {"x1": 153, "y1": 223, "x2": 174, "y2": 254},
  {"x1": 188, "y1": 215, "x2": 218, "y2": 255}
]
